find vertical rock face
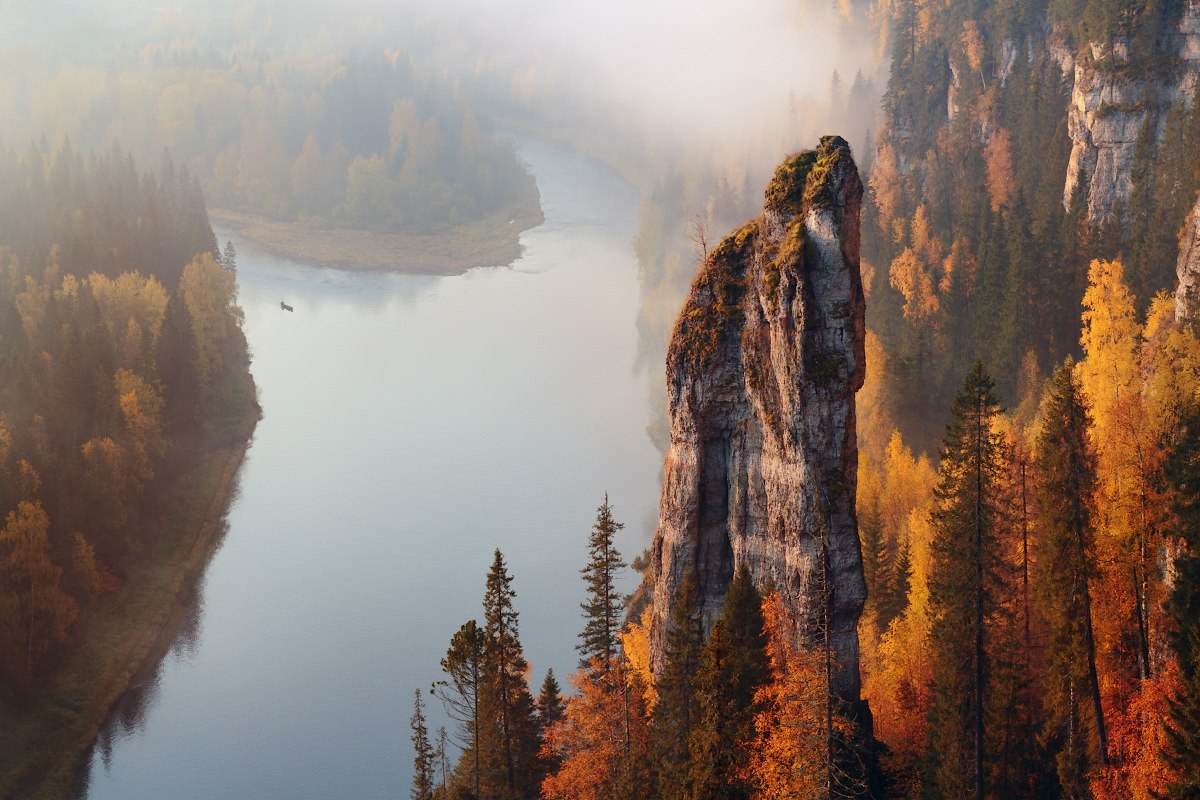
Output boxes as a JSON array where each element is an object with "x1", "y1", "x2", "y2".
[
  {"x1": 1063, "y1": 3, "x2": 1200, "y2": 223},
  {"x1": 1176, "y1": 193, "x2": 1200, "y2": 324},
  {"x1": 647, "y1": 136, "x2": 867, "y2": 701}
]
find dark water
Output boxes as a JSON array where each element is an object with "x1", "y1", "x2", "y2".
[{"x1": 77, "y1": 135, "x2": 661, "y2": 799}]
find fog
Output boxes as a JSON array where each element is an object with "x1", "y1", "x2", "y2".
[{"x1": 2, "y1": 0, "x2": 883, "y2": 163}]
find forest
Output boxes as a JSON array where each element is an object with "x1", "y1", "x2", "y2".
[
  {"x1": 411, "y1": 0, "x2": 1200, "y2": 798},
  {"x1": 414, "y1": 256, "x2": 1200, "y2": 799},
  {"x1": 0, "y1": 140, "x2": 256, "y2": 697},
  {"x1": 3, "y1": 15, "x2": 541, "y2": 247}
]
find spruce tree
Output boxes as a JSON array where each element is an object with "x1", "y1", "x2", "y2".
[
  {"x1": 411, "y1": 689, "x2": 436, "y2": 800},
  {"x1": 578, "y1": 494, "x2": 627, "y2": 671},
  {"x1": 1034, "y1": 361, "x2": 1109, "y2": 793},
  {"x1": 926, "y1": 362, "x2": 1007, "y2": 800},
  {"x1": 687, "y1": 565, "x2": 767, "y2": 800},
  {"x1": 481, "y1": 549, "x2": 540, "y2": 800},
  {"x1": 536, "y1": 669, "x2": 566, "y2": 776},
  {"x1": 651, "y1": 575, "x2": 704, "y2": 800}
]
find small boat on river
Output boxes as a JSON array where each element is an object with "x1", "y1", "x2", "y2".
[{"x1": 280, "y1": 301, "x2": 294, "y2": 312}]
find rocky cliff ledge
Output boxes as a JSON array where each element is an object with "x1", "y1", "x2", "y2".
[
  {"x1": 647, "y1": 136, "x2": 867, "y2": 702},
  {"x1": 1062, "y1": 2, "x2": 1200, "y2": 223}
]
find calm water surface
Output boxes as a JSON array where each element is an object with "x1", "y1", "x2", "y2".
[{"x1": 77, "y1": 136, "x2": 661, "y2": 799}]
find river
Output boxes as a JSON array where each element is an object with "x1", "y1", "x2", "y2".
[{"x1": 75, "y1": 136, "x2": 662, "y2": 799}]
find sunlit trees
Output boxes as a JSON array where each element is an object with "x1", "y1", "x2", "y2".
[
  {"x1": 180, "y1": 252, "x2": 244, "y2": 396},
  {"x1": 926, "y1": 362, "x2": 1007, "y2": 800},
  {"x1": 578, "y1": 495, "x2": 627, "y2": 670},
  {"x1": 1035, "y1": 361, "x2": 1109, "y2": 792},
  {"x1": 688, "y1": 565, "x2": 768, "y2": 800},
  {"x1": 744, "y1": 591, "x2": 859, "y2": 800},
  {"x1": 540, "y1": 659, "x2": 652, "y2": 800},
  {"x1": 543, "y1": 503, "x2": 651, "y2": 800}
]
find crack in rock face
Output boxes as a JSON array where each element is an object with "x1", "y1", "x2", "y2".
[{"x1": 647, "y1": 135, "x2": 867, "y2": 703}]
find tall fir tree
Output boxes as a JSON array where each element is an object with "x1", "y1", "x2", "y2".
[
  {"x1": 687, "y1": 564, "x2": 768, "y2": 800},
  {"x1": 925, "y1": 362, "x2": 1007, "y2": 800},
  {"x1": 411, "y1": 689, "x2": 436, "y2": 800},
  {"x1": 536, "y1": 669, "x2": 566, "y2": 777},
  {"x1": 651, "y1": 575, "x2": 704, "y2": 800},
  {"x1": 1034, "y1": 361, "x2": 1109, "y2": 795},
  {"x1": 481, "y1": 549, "x2": 540, "y2": 800},
  {"x1": 578, "y1": 494, "x2": 627, "y2": 670}
]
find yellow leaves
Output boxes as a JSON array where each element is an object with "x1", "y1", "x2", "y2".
[
  {"x1": 0, "y1": 500, "x2": 78, "y2": 671},
  {"x1": 181, "y1": 252, "x2": 242, "y2": 389},
  {"x1": 984, "y1": 129, "x2": 1014, "y2": 212},
  {"x1": 889, "y1": 247, "x2": 940, "y2": 324},
  {"x1": 858, "y1": 330, "x2": 896, "y2": 467},
  {"x1": 961, "y1": 20, "x2": 986, "y2": 84},
  {"x1": 618, "y1": 607, "x2": 657, "y2": 711},
  {"x1": 88, "y1": 271, "x2": 168, "y2": 346},
  {"x1": 744, "y1": 591, "x2": 829, "y2": 800}
]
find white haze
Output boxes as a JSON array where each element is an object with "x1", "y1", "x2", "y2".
[{"x1": 1, "y1": 0, "x2": 881, "y2": 164}]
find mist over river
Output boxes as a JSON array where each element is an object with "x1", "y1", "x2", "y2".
[{"x1": 76, "y1": 135, "x2": 662, "y2": 799}]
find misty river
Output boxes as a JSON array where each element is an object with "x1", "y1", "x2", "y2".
[{"x1": 75, "y1": 136, "x2": 662, "y2": 798}]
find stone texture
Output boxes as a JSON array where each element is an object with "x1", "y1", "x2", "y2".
[
  {"x1": 647, "y1": 136, "x2": 867, "y2": 702},
  {"x1": 1063, "y1": 3, "x2": 1200, "y2": 223},
  {"x1": 1176, "y1": 193, "x2": 1200, "y2": 324}
]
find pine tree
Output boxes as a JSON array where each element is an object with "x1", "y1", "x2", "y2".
[
  {"x1": 1035, "y1": 361, "x2": 1109, "y2": 793},
  {"x1": 651, "y1": 575, "x2": 704, "y2": 800},
  {"x1": 925, "y1": 363, "x2": 1007, "y2": 800},
  {"x1": 481, "y1": 549, "x2": 540, "y2": 800},
  {"x1": 411, "y1": 689, "x2": 436, "y2": 800},
  {"x1": 433, "y1": 619, "x2": 485, "y2": 799},
  {"x1": 687, "y1": 564, "x2": 768, "y2": 800},
  {"x1": 578, "y1": 494, "x2": 627, "y2": 671},
  {"x1": 537, "y1": 669, "x2": 566, "y2": 776},
  {"x1": 221, "y1": 239, "x2": 237, "y2": 275}
]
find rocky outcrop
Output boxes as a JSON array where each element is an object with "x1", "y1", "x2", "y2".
[
  {"x1": 1176, "y1": 193, "x2": 1200, "y2": 324},
  {"x1": 647, "y1": 136, "x2": 867, "y2": 702},
  {"x1": 1063, "y1": 3, "x2": 1200, "y2": 223}
]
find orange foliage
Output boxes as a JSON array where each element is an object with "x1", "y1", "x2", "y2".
[
  {"x1": 1090, "y1": 657, "x2": 1183, "y2": 800},
  {"x1": 541, "y1": 662, "x2": 650, "y2": 800},
  {"x1": 744, "y1": 591, "x2": 835, "y2": 800},
  {"x1": 984, "y1": 129, "x2": 1015, "y2": 212}
]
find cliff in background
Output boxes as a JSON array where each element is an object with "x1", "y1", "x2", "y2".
[
  {"x1": 647, "y1": 136, "x2": 867, "y2": 702},
  {"x1": 1062, "y1": 2, "x2": 1200, "y2": 224}
]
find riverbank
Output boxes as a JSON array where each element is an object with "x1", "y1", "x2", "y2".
[
  {"x1": 209, "y1": 201, "x2": 545, "y2": 274},
  {"x1": 0, "y1": 402, "x2": 260, "y2": 800}
]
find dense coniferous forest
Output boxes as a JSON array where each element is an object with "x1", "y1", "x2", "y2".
[{"x1": 0, "y1": 140, "x2": 255, "y2": 700}]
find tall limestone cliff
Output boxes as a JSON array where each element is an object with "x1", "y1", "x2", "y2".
[
  {"x1": 1062, "y1": 3, "x2": 1200, "y2": 224},
  {"x1": 647, "y1": 136, "x2": 867, "y2": 702}
]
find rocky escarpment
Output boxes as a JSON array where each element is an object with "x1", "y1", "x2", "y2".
[
  {"x1": 1063, "y1": 2, "x2": 1200, "y2": 223},
  {"x1": 647, "y1": 136, "x2": 867, "y2": 702},
  {"x1": 1176, "y1": 193, "x2": 1200, "y2": 324}
]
